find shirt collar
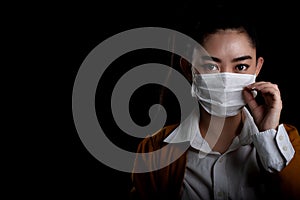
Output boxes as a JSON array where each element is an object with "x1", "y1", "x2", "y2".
[
  {"x1": 164, "y1": 107, "x2": 259, "y2": 153},
  {"x1": 163, "y1": 108, "x2": 200, "y2": 144}
]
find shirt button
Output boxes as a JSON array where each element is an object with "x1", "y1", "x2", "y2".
[
  {"x1": 279, "y1": 135, "x2": 283, "y2": 140},
  {"x1": 283, "y1": 146, "x2": 287, "y2": 151},
  {"x1": 219, "y1": 158, "x2": 223, "y2": 163}
]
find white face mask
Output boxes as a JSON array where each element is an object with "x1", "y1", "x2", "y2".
[{"x1": 191, "y1": 72, "x2": 256, "y2": 117}]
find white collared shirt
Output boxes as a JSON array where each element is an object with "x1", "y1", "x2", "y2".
[{"x1": 164, "y1": 107, "x2": 295, "y2": 200}]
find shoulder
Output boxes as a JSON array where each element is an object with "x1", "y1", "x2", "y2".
[
  {"x1": 283, "y1": 123, "x2": 300, "y2": 140},
  {"x1": 279, "y1": 124, "x2": 300, "y2": 199},
  {"x1": 283, "y1": 123, "x2": 299, "y2": 133}
]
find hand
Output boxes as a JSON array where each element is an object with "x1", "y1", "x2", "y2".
[{"x1": 243, "y1": 81, "x2": 282, "y2": 131}]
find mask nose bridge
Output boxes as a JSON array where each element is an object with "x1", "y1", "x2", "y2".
[
  {"x1": 218, "y1": 72, "x2": 235, "y2": 88},
  {"x1": 219, "y1": 65, "x2": 233, "y2": 86}
]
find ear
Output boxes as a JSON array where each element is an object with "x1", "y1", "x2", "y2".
[
  {"x1": 255, "y1": 56, "x2": 264, "y2": 76},
  {"x1": 179, "y1": 57, "x2": 193, "y2": 83}
]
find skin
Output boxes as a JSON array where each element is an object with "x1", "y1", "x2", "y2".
[{"x1": 182, "y1": 29, "x2": 283, "y2": 153}]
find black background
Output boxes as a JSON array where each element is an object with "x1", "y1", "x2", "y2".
[{"x1": 11, "y1": 0, "x2": 300, "y2": 199}]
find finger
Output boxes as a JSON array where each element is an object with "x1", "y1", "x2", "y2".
[
  {"x1": 243, "y1": 88, "x2": 259, "y2": 111},
  {"x1": 247, "y1": 82, "x2": 279, "y2": 92},
  {"x1": 259, "y1": 87, "x2": 281, "y2": 98},
  {"x1": 247, "y1": 82, "x2": 280, "y2": 98},
  {"x1": 254, "y1": 84, "x2": 281, "y2": 101},
  {"x1": 259, "y1": 87, "x2": 282, "y2": 109},
  {"x1": 246, "y1": 81, "x2": 268, "y2": 90}
]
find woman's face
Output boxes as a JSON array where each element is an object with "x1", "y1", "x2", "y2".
[{"x1": 193, "y1": 29, "x2": 263, "y2": 75}]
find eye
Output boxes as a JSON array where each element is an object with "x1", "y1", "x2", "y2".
[
  {"x1": 201, "y1": 63, "x2": 219, "y2": 72},
  {"x1": 235, "y1": 64, "x2": 249, "y2": 71}
]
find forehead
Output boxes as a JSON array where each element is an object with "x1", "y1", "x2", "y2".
[{"x1": 202, "y1": 30, "x2": 256, "y2": 57}]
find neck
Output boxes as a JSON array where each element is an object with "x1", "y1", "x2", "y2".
[{"x1": 199, "y1": 106, "x2": 244, "y2": 154}]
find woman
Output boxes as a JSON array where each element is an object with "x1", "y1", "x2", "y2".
[{"x1": 130, "y1": 6, "x2": 300, "y2": 200}]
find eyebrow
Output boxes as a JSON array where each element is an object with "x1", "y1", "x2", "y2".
[
  {"x1": 201, "y1": 55, "x2": 253, "y2": 63},
  {"x1": 232, "y1": 55, "x2": 253, "y2": 62}
]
